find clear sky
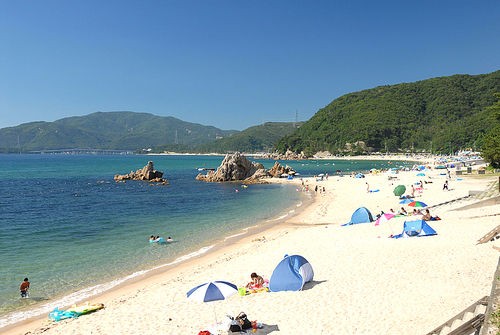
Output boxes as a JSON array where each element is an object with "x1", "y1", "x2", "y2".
[{"x1": 1, "y1": 0, "x2": 499, "y2": 130}]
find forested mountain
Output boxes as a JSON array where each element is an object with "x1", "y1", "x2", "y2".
[
  {"x1": 191, "y1": 122, "x2": 303, "y2": 153},
  {"x1": 276, "y1": 70, "x2": 500, "y2": 155},
  {"x1": 0, "y1": 112, "x2": 237, "y2": 152},
  {"x1": 2, "y1": 71, "x2": 499, "y2": 155}
]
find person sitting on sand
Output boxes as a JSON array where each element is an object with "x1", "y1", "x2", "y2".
[
  {"x1": 422, "y1": 209, "x2": 441, "y2": 221},
  {"x1": 20, "y1": 278, "x2": 30, "y2": 298},
  {"x1": 398, "y1": 207, "x2": 408, "y2": 216},
  {"x1": 412, "y1": 209, "x2": 422, "y2": 216},
  {"x1": 246, "y1": 273, "x2": 264, "y2": 289},
  {"x1": 422, "y1": 209, "x2": 432, "y2": 221}
]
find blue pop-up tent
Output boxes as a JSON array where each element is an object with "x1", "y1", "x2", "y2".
[
  {"x1": 269, "y1": 254, "x2": 314, "y2": 292},
  {"x1": 342, "y1": 207, "x2": 373, "y2": 226},
  {"x1": 392, "y1": 219, "x2": 437, "y2": 239}
]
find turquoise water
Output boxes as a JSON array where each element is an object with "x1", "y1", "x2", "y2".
[{"x1": 0, "y1": 154, "x2": 410, "y2": 327}]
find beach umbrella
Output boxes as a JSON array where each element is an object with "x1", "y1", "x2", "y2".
[
  {"x1": 187, "y1": 280, "x2": 238, "y2": 327},
  {"x1": 399, "y1": 198, "x2": 413, "y2": 204},
  {"x1": 374, "y1": 213, "x2": 395, "y2": 226},
  {"x1": 393, "y1": 185, "x2": 406, "y2": 197},
  {"x1": 416, "y1": 172, "x2": 426, "y2": 177},
  {"x1": 187, "y1": 280, "x2": 237, "y2": 302},
  {"x1": 408, "y1": 201, "x2": 428, "y2": 208}
]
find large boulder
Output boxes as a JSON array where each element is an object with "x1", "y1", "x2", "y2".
[
  {"x1": 268, "y1": 161, "x2": 296, "y2": 177},
  {"x1": 196, "y1": 153, "x2": 270, "y2": 183},
  {"x1": 114, "y1": 161, "x2": 168, "y2": 184}
]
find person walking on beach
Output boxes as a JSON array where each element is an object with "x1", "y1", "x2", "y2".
[
  {"x1": 20, "y1": 277, "x2": 30, "y2": 298},
  {"x1": 443, "y1": 180, "x2": 449, "y2": 191}
]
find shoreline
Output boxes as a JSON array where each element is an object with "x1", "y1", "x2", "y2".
[
  {"x1": 4, "y1": 168, "x2": 499, "y2": 334},
  {"x1": 1, "y1": 183, "x2": 315, "y2": 335}
]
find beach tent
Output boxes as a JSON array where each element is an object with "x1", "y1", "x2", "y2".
[
  {"x1": 342, "y1": 207, "x2": 373, "y2": 226},
  {"x1": 269, "y1": 254, "x2": 314, "y2": 292},
  {"x1": 392, "y1": 219, "x2": 437, "y2": 239}
]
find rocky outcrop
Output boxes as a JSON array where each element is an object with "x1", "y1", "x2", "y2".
[
  {"x1": 261, "y1": 149, "x2": 307, "y2": 160},
  {"x1": 196, "y1": 153, "x2": 296, "y2": 183},
  {"x1": 196, "y1": 153, "x2": 266, "y2": 183},
  {"x1": 114, "y1": 161, "x2": 168, "y2": 184},
  {"x1": 267, "y1": 161, "x2": 296, "y2": 177}
]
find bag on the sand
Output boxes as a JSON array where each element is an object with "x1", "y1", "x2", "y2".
[
  {"x1": 236, "y1": 312, "x2": 252, "y2": 330},
  {"x1": 229, "y1": 322, "x2": 241, "y2": 332}
]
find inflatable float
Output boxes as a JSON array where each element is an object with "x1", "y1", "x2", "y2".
[
  {"x1": 49, "y1": 303, "x2": 104, "y2": 321},
  {"x1": 149, "y1": 237, "x2": 166, "y2": 244}
]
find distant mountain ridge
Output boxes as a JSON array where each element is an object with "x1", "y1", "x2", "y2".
[
  {"x1": 191, "y1": 121, "x2": 303, "y2": 153},
  {"x1": 0, "y1": 112, "x2": 238, "y2": 152},
  {"x1": 276, "y1": 70, "x2": 500, "y2": 155},
  {"x1": 2, "y1": 70, "x2": 499, "y2": 155}
]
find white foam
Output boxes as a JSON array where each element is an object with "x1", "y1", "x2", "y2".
[
  {"x1": 0, "y1": 245, "x2": 215, "y2": 329},
  {"x1": 224, "y1": 232, "x2": 247, "y2": 241},
  {"x1": 265, "y1": 213, "x2": 289, "y2": 223}
]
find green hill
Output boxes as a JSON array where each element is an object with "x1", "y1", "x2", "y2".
[
  {"x1": 276, "y1": 70, "x2": 500, "y2": 155},
  {"x1": 0, "y1": 111, "x2": 237, "y2": 152},
  {"x1": 191, "y1": 121, "x2": 303, "y2": 153}
]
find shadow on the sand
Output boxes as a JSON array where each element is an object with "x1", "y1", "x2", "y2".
[
  {"x1": 229, "y1": 324, "x2": 280, "y2": 334},
  {"x1": 302, "y1": 279, "x2": 327, "y2": 290}
]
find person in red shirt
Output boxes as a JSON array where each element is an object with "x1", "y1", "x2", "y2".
[{"x1": 20, "y1": 278, "x2": 30, "y2": 298}]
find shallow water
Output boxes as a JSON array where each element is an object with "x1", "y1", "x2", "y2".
[{"x1": 0, "y1": 154, "x2": 409, "y2": 327}]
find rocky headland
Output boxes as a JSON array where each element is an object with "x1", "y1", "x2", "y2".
[{"x1": 260, "y1": 149, "x2": 307, "y2": 160}]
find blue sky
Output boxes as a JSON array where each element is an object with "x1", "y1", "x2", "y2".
[{"x1": 1, "y1": 0, "x2": 499, "y2": 130}]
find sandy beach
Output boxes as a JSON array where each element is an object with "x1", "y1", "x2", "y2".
[{"x1": 4, "y1": 164, "x2": 500, "y2": 335}]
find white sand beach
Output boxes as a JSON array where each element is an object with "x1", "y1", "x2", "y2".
[{"x1": 5, "y1": 166, "x2": 500, "y2": 335}]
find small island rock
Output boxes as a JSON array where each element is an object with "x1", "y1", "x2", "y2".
[{"x1": 114, "y1": 161, "x2": 168, "y2": 184}]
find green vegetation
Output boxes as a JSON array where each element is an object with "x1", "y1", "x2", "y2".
[
  {"x1": 1, "y1": 71, "x2": 499, "y2": 156},
  {"x1": 0, "y1": 112, "x2": 237, "y2": 152},
  {"x1": 489, "y1": 307, "x2": 500, "y2": 335},
  {"x1": 192, "y1": 122, "x2": 302, "y2": 153},
  {"x1": 481, "y1": 93, "x2": 500, "y2": 168},
  {"x1": 276, "y1": 71, "x2": 500, "y2": 155}
]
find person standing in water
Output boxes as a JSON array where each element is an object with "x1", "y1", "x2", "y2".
[{"x1": 20, "y1": 278, "x2": 30, "y2": 298}]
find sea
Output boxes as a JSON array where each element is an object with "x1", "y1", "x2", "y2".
[{"x1": 0, "y1": 154, "x2": 412, "y2": 328}]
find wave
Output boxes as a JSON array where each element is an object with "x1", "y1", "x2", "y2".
[{"x1": 0, "y1": 245, "x2": 214, "y2": 329}]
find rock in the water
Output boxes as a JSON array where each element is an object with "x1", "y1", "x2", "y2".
[
  {"x1": 114, "y1": 161, "x2": 168, "y2": 184},
  {"x1": 196, "y1": 153, "x2": 260, "y2": 182},
  {"x1": 196, "y1": 153, "x2": 294, "y2": 183}
]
